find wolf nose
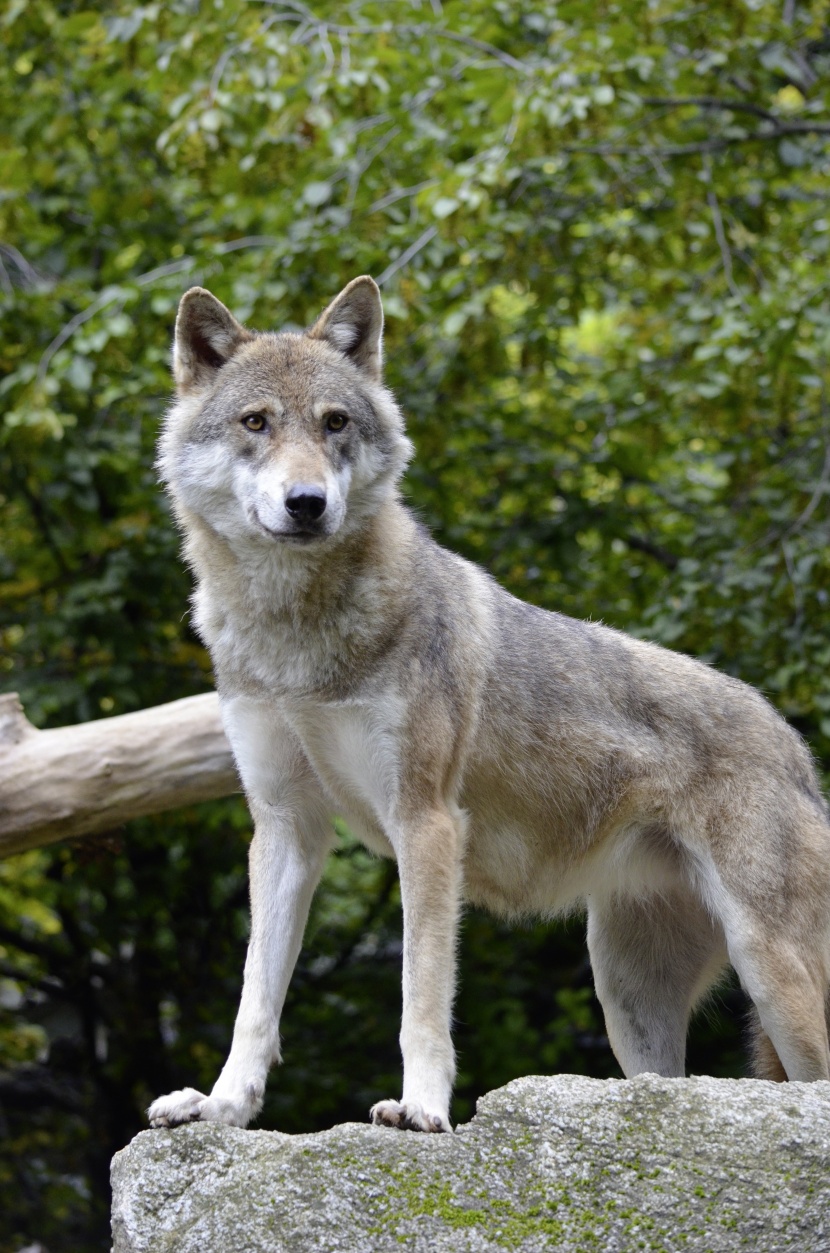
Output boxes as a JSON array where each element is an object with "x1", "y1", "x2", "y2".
[{"x1": 285, "y1": 485, "x2": 327, "y2": 524}]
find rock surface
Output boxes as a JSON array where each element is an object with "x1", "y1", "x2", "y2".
[{"x1": 111, "y1": 1074, "x2": 830, "y2": 1252}]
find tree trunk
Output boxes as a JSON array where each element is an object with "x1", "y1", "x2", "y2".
[{"x1": 0, "y1": 692, "x2": 239, "y2": 858}]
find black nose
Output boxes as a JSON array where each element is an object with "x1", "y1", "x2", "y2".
[{"x1": 285, "y1": 485, "x2": 327, "y2": 524}]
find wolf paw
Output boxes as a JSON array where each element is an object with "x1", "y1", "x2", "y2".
[
  {"x1": 148, "y1": 1087, "x2": 253, "y2": 1128},
  {"x1": 147, "y1": 1087, "x2": 208, "y2": 1128},
  {"x1": 369, "y1": 1098, "x2": 452, "y2": 1133}
]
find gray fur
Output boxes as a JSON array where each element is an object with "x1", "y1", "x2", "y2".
[{"x1": 148, "y1": 276, "x2": 830, "y2": 1136}]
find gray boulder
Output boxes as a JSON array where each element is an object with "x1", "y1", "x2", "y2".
[{"x1": 111, "y1": 1074, "x2": 830, "y2": 1252}]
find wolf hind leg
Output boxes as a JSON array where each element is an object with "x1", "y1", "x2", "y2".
[
  {"x1": 748, "y1": 1007, "x2": 788, "y2": 1081},
  {"x1": 723, "y1": 927, "x2": 830, "y2": 1082},
  {"x1": 703, "y1": 811, "x2": 830, "y2": 1083},
  {"x1": 587, "y1": 890, "x2": 727, "y2": 1078}
]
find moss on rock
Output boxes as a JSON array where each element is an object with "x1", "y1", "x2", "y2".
[{"x1": 111, "y1": 1074, "x2": 830, "y2": 1252}]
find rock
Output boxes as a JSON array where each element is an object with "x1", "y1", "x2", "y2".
[{"x1": 111, "y1": 1074, "x2": 830, "y2": 1252}]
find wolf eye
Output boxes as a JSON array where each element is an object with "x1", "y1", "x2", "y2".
[
  {"x1": 325, "y1": 411, "x2": 349, "y2": 432},
  {"x1": 242, "y1": 413, "x2": 268, "y2": 432}
]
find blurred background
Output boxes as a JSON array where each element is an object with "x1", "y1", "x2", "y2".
[{"x1": 1, "y1": 1, "x2": 830, "y2": 1248}]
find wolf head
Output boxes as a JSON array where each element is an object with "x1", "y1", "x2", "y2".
[{"x1": 158, "y1": 277, "x2": 413, "y2": 550}]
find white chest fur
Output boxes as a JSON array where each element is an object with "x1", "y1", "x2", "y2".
[
  {"x1": 220, "y1": 689, "x2": 405, "y2": 856},
  {"x1": 286, "y1": 692, "x2": 405, "y2": 835}
]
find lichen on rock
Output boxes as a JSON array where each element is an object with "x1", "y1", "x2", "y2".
[{"x1": 111, "y1": 1074, "x2": 830, "y2": 1252}]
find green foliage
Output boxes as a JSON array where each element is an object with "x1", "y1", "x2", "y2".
[{"x1": 1, "y1": 1, "x2": 829, "y2": 1248}]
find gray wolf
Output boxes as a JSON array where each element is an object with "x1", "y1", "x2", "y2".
[{"x1": 148, "y1": 276, "x2": 830, "y2": 1133}]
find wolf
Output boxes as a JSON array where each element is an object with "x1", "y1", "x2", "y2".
[{"x1": 148, "y1": 276, "x2": 830, "y2": 1134}]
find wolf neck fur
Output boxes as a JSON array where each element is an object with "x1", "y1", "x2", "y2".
[{"x1": 183, "y1": 493, "x2": 415, "y2": 695}]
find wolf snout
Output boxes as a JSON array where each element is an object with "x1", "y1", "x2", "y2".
[{"x1": 285, "y1": 484, "x2": 327, "y2": 524}]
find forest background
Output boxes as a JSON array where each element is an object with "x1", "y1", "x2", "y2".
[{"x1": 1, "y1": 1, "x2": 830, "y2": 1249}]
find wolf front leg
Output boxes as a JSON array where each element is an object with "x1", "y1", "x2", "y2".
[
  {"x1": 371, "y1": 805, "x2": 465, "y2": 1133},
  {"x1": 148, "y1": 793, "x2": 332, "y2": 1128}
]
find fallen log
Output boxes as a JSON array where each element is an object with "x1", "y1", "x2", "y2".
[{"x1": 0, "y1": 692, "x2": 239, "y2": 858}]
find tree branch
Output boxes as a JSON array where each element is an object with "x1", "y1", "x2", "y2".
[
  {"x1": 625, "y1": 535, "x2": 679, "y2": 571},
  {"x1": 642, "y1": 96, "x2": 781, "y2": 123},
  {"x1": 375, "y1": 225, "x2": 439, "y2": 286},
  {"x1": 368, "y1": 180, "x2": 439, "y2": 214},
  {"x1": 0, "y1": 692, "x2": 239, "y2": 858},
  {"x1": 704, "y1": 161, "x2": 748, "y2": 311},
  {"x1": 564, "y1": 119, "x2": 830, "y2": 157}
]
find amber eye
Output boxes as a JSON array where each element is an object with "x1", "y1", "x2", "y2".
[
  {"x1": 325, "y1": 411, "x2": 349, "y2": 432},
  {"x1": 242, "y1": 413, "x2": 268, "y2": 432}
]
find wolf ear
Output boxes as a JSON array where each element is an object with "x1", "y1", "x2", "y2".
[
  {"x1": 173, "y1": 288, "x2": 252, "y2": 389},
  {"x1": 307, "y1": 276, "x2": 384, "y2": 379}
]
